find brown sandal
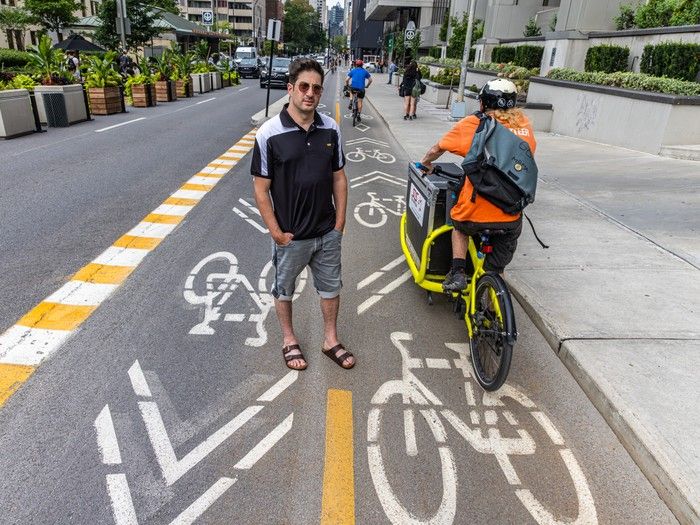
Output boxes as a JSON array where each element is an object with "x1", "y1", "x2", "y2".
[
  {"x1": 282, "y1": 344, "x2": 307, "y2": 370},
  {"x1": 322, "y1": 344, "x2": 355, "y2": 369}
]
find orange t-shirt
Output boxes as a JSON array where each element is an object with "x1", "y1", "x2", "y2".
[{"x1": 438, "y1": 113, "x2": 537, "y2": 224}]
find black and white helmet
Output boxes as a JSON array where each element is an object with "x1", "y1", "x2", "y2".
[{"x1": 478, "y1": 78, "x2": 517, "y2": 110}]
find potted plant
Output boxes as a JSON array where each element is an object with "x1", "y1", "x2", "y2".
[
  {"x1": 152, "y1": 51, "x2": 177, "y2": 102},
  {"x1": 171, "y1": 51, "x2": 195, "y2": 98},
  {"x1": 191, "y1": 61, "x2": 212, "y2": 93},
  {"x1": 27, "y1": 34, "x2": 89, "y2": 125},
  {"x1": 84, "y1": 52, "x2": 123, "y2": 115},
  {"x1": 0, "y1": 72, "x2": 38, "y2": 139},
  {"x1": 125, "y1": 73, "x2": 156, "y2": 107}
]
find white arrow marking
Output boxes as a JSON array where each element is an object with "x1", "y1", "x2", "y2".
[
  {"x1": 346, "y1": 137, "x2": 388, "y2": 146},
  {"x1": 95, "y1": 405, "x2": 122, "y2": 465},
  {"x1": 106, "y1": 473, "x2": 138, "y2": 525},
  {"x1": 257, "y1": 370, "x2": 298, "y2": 402},
  {"x1": 139, "y1": 402, "x2": 262, "y2": 485},
  {"x1": 234, "y1": 413, "x2": 293, "y2": 469},
  {"x1": 357, "y1": 270, "x2": 412, "y2": 314},
  {"x1": 169, "y1": 477, "x2": 237, "y2": 525}
]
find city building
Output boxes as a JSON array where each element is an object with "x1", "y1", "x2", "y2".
[
  {"x1": 0, "y1": 0, "x2": 101, "y2": 50},
  {"x1": 349, "y1": 0, "x2": 383, "y2": 62},
  {"x1": 178, "y1": 0, "x2": 266, "y2": 48},
  {"x1": 309, "y1": 0, "x2": 329, "y2": 30},
  {"x1": 329, "y1": 4, "x2": 344, "y2": 37}
]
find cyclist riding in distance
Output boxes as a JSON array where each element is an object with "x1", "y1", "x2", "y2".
[
  {"x1": 345, "y1": 59, "x2": 372, "y2": 122},
  {"x1": 419, "y1": 78, "x2": 537, "y2": 291}
]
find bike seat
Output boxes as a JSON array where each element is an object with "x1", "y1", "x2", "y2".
[{"x1": 479, "y1": 229, "x2": 509, "y2": 236}]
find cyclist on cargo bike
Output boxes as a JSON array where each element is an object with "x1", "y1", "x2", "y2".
[{"x1": 402, "y1": 78, "x2": 538, "y2": 391}]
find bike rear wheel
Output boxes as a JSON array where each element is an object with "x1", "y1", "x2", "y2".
[{"x1": 469, "y1": 273, "x2": 516, "y2": 391}]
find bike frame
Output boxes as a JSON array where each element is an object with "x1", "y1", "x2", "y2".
[{"x1": 399, "y1": 213, "x2": 504, "y2": 338}]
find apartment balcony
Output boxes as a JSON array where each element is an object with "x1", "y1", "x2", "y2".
[
  {"x1": 365, "y1": 0, "x2": 432, "y2": 21},
  {"x1": 234, "y1": 9, "x2": 253, "y2": 16}
]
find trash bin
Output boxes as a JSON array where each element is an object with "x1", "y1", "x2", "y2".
[
  {"x1": 42, "y1": 92, "x2": 69, "y2": 127},
  {"x1": 404, "y1": 162, "x2": 463, "y2": 276}
]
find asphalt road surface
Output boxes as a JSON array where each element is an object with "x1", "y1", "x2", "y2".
[{"x1": 0, "y1": 74, "x2": 676, "y2": 524}]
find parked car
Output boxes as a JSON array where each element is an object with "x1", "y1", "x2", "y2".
[
  {"x1": 237, "y1": 58, "x2": 261, "y2": 78},
  {"x1": 260, "y1": 57, "x2": 291, "y2": 88}
]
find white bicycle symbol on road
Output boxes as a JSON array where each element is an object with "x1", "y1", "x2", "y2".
[
  {"x1": 346, "y1": 147, "x2": 396, "y2": 164},
  {"x1": 183, "y1": 251, "x2": 307, "y2": 346},
  {"x1": 353, "y1": 192, "x2": 405, "y2": 228},
  {"x1": 368, "y1": 332, "x2": 598, "y2": 525}
]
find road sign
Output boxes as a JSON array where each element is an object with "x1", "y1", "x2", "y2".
[
  {"x1": 202, "y1": 10, "x2": 213, "y2": 25},
  {"x1": 405, "y1": 21, "x2": 416, "y2": 41},
  {"x1": 267, "y1": 19, "x2": 281, "y2": 42}
]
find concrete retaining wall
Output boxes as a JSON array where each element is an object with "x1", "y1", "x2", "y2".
[{"x1": 527, "y1": 77, "x2": 700, "y2": 153}]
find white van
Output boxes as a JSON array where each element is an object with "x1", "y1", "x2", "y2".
[{"x1": 234, "y1": 47, "x2": 259, "y2": 65}]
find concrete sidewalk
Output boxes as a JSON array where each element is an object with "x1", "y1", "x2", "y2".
[{"x1": 366, "y1": 72, "x2": 700, "y2": 525}]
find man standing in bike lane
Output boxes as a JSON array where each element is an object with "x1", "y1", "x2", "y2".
[
  {"x1": 252, "y1": 58, "x2": 355, "y2": 371},
  {"x1": 419, "y1": 78, "x2": 537, "y2": 291},
  {"x1": 345, "y1": 59, "x2": 372, "y2": 122}
]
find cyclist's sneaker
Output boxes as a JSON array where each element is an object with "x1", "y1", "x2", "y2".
[
  {"x1": 442, "y1": 269, "x2": 468, "y2": 292},
  {"x1": 357, "y1": 114, "x2": 362, "y2": 122}
]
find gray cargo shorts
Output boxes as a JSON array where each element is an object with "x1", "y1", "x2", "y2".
[{"x1": 271, "y1": 229, "x2": 343, "y2": 301}]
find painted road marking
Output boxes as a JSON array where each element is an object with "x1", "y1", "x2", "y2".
[
  {"x1": 195, "y1": 97, "x2": 216, "y2": 105},
  {"x1": 106, "y1": 473, "x2": 139, "y2": 525},
  {"x1": 350, "y1": 170, "x2": 405, "y2": 189},
  {"x1": 321, "y1": 389, "x2": 354, "y2": 525},
  {"x1": 95, "y1": 404, "x2": 123, "y2": 465},
  {"x1": 128, "y1": 360, "x2": 152, "y2": 398},
  {"x1": 95, "y1": 117, "x2": 146, "y2": 133},
  {"x1": 234, "y1": 413, "x2": 293, "y2": 469},
  {"x1": 233, "y1": 199, "x2": 268, "y2": 233},
  {"x1": 170, "y1": 477, "x2": 237, "y2": 525},
  {"x1": 257, "y1": 370, "x2": 298, "y2": 402},
  {"x1": 0, "y1": 130, "x2": 258, "y2": 407},
  {"x1": 357, "y1": 269, "x2": 412, "y2": 315}
]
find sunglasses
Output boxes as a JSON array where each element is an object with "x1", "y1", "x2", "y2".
[{"x1": 296, "y1": 81, "x2": 324, "y2": 95}]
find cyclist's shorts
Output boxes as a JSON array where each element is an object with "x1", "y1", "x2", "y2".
[
  {"x1": 452, "y1": 217, "x2": 522, "y2": 273},
  {"x1": 350, "y1": 88, "x2": 366, "y2": 99}
]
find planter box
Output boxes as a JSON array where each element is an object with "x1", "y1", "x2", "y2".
[
  {"x1": 458, "y1": 90, "x2": 552, "y2": 131},
  {"x1": 465, "y1": 68, "x2": 498, "y2": 90},
  {"x1": 88, "y1": 86, "x2": 123, "y2": 115},
  {"x1": 131, "y1": 84, "x2": 156, "y2": 107},
  {"x1": 175, "y1": 80, "x2": 192, "y2": 98},
  {"x1": 155, "y1": 80, "x2": 177, "y2": 102},
  {"x1": 222, "y1": 76, "x2": 231, "y2": 88},
  {"x1": 422, "y1": 80, "x2": 453, "y2": 105},
  {"x1": 34, "y1": 84, "x2": 89, "y2": 125},
  {"x1": 0, "y1": 89, "x2": 36, "y2": 139},
  {"x1": 527, "y1": 77, "x2": 700, "y2": 154},
  {"x1": 210, "y1": 72, "x2": 223, "y2": 90},
  {"x1": 191, "y1": 73, "x2": 212, "y2": 93}
]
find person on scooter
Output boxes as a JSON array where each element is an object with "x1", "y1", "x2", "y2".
[{"x1": 418, "y1": 78, "x2": 537, "y2": 291}]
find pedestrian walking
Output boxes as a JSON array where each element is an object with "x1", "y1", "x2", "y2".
[
  {"x1": 252, "y1": 58, "x2": 354, "y2": 371},
  {"x1": 387, "y1": 60, "x2": 397, "y2": 84},
  {"x1": 65, "y1": 51, "x2": 81, "y2": 82},
  {"x1": 399, "y1": 60, "x2": 421, "y2": 120}
]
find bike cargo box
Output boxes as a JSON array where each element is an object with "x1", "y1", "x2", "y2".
[{"x1": 404, "y1": 162, "x2": 461, "y2": 276}]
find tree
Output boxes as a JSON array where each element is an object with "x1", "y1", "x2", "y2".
[
  {"x1": 614, "y1": 4, "x2": 636, "y2": 30},
  {"x1": 215, "y1": 20, "x2": 232, "y2": 34},
  {"x1": 93, "y1": 0, "x2": 161, "y2": 52},
  {"x1": 24, "y1": 0, "x2": 80, "y2": 42},
  {"x1": 447, "y1": 13, "x2": 483, "y2": 59},
  {"x1": 409, "y1": 29, "x2": 421, "y2": 59},
  {"x1": 148, "y1": 0, "x2": 179, "y2": 15},
  {"x1": 523, "y1": 17, "x2": 542, "y2": 37},
  {"x1": 0, "y1": 7, "x2": 34, "y2": 50},
  {"x1": 331, "y1": 34, "x2": 345, "y2": 54},
  {"x1": 283, "y1": 0, "x2": 316, "y2": 53},
  {"x1": 438, "y1": 8, "x2": 449, "y2": 42}
]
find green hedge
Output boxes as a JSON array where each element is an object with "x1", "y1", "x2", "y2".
[
  {"x1": 0, "y1": 49, "x2": 32, "y2": 69},
  {"x1": 585, "y1": 44, "x2": 630, "y2": 73},
  {"x1": 428, "y1": 46, "x2": 441, "y2": 60},
  {"x1": 546, "y1": 67, "x2": 700, "y2": 96},
  {"x1": 640, "y1": 42, "x2": 700, "y2": 82},
  {"x1": 514, "y1": 45, "x2": 543, "y2": 69},
  {"x1": 491, "y1": 46, "x2": 515, "y2": 64}
]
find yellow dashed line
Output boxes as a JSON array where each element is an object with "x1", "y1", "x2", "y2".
[
  {"x1": 321, "y1": 389, "x2": 355, "y2": 525},
  {"x1": 164, "y1": 197, "x2": 200, "y2": 206},
  {"x1": 17, "y1": 302, "x2": 96, "y2": 331},
  {"x1": 0, "y1": 364, "x2": 35, "y2": 408},
  {"x1": 336, "y1": 102, "x2": 340, "y2": 124},
  {"x1": 113, "y1": 234, "x2": 162, "y2": 250},
  {"x1": 181, "y1": 183, "x2": 212, "y2": 192},
  {"x1": 72, "y1": 263, "x2": 135, "y2": 285},
  {"x1": 195, "y1": 171, "x2": 225, "y2": 179},
  {"x1": 142, "y1": 213, "x2": 184, "y2": 225}
]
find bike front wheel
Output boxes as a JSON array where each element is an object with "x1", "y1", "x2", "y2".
[{"x1": 469, "y1": 273, "x2": 516, "y2": 391}]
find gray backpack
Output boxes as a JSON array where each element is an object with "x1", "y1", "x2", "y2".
[{"x1": 461, "y1": 112, "x2": 538, "y2": 215}]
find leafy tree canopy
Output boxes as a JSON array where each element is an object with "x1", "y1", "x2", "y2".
[
  {"x1": 93, "y1": 0, "x2": 161, "y2": 52},
  {"x1": 24, "y1": 0, "x2": 80, "y2": 41}
]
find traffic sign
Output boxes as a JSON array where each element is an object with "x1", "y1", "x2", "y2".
[
  {"x1": 267, "y1": 19, "x2": 281, "y2": 42},
  {"x1": 202, "y1": 10, "x2": 213, "y2": 25},
  {"x1": 405, "y1": 20, "x2": 416, "y2": 41}
]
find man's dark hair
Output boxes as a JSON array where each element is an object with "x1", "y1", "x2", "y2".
[{"x1": 289, "y1": 58, "x2": 324, "y2": 85}]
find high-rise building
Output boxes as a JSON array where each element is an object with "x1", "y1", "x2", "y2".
[
  {"x1": 309, "y1": 0, "x2": 328, "y2": 29},
  {"x1": 178, "y1": 0, "x2": 265, "y2": 47},
  {"x1": 329, "y1": 4, "x2": 344, "y2": 37}
]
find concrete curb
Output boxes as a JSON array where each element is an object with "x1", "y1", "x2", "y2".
[
  {"x1": 250, "y1": 92, "x2": 288, "y2": 127},
  {"x1": 364, "y1": 92, "x2": 696, "y2": 525}
]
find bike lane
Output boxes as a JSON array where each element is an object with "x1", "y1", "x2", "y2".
[{"x1": 0, "y1": 71, "x2": 676, "y2": 524}]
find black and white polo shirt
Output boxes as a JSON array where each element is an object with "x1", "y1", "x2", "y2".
[{"x1": 251, "y1": 104, "x2": 345, "y2": 240}]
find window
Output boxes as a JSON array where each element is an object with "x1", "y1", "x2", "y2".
[
  {"x1": 549, "y1": 47, "x2": 556, "y2": 66},
  {"x1": 81, "y1": 0, "x2": 87, "y2": 17},
  {"x1": 13, "y1": 29, "x2": 23, "y2": 50},
  {"x1": 30, "y1": 30, "x2": 37, "y2": 45},
  {"x1": 543, "y1": 0, "x2": 549, "y2": 5},
  {"x1": 5, "y1": 30, "x2": 14, "y2": 49}
]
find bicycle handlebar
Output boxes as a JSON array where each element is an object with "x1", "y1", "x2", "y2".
[{"x1": 414, "y1": 162, "x2": 462, "y2": 184}]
